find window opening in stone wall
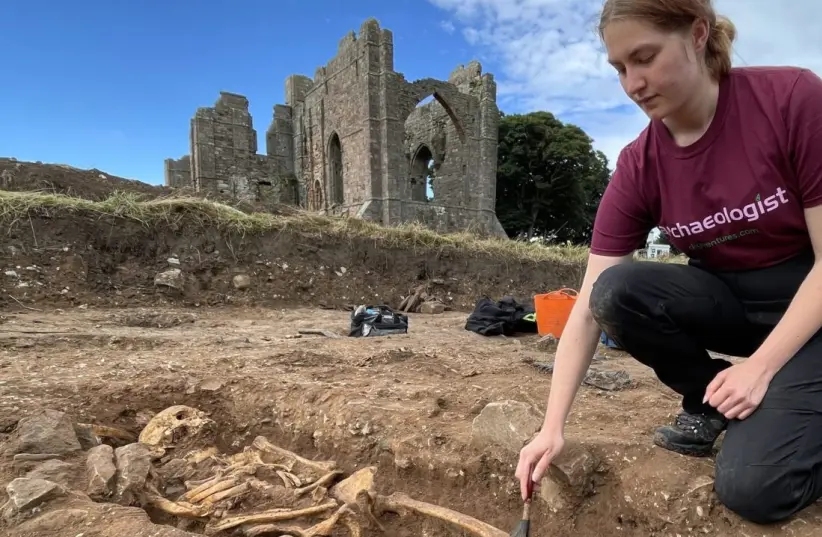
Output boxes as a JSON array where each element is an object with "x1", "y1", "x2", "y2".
[
  {"x1": 417, "y1": 95, "x2": 435, "y2": 107},
  {"x1": 328, "y1": 132, "x2": 344, "y2": 205},
  {"x1": 410, "y1": 145, "x2": 435, "y2": 202},
  {"x1": 308, "y1": 179, "x2": 324, "y2": 211},
  {"x1": 404, "y1": 88, "x2": 467, "y2": 205}
]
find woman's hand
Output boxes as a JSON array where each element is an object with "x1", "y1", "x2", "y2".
[
  {"x1": 515, "y1": 428, "x2": 565, "y2": 499},
  {"x1": 704, "y1": 360, "x2": 774, "y2": 420}
]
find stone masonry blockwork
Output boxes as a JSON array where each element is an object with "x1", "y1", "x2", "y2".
[{"x1": 164, "y1": 17, "x2": 504, "y2": 236}]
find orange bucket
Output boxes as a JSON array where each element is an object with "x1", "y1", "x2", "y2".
[{"x1": 534, "y1": 288, "x2": 578, "y2": 338}]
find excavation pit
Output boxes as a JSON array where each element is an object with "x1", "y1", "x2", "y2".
[
  {"x1": 3, "y1": 307, "x2": 822, "y2": 537},
  {"x1": 0, "y1": 403, "x2": 525, "y2": 537}
]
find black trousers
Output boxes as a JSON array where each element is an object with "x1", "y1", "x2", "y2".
[{"x1": 589, "y1": 250, "x2": 822, "y2": 524}]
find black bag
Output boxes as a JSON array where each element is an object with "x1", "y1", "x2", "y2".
[
  {"x1": 349, "y1": 305, "x2": 409, "y2": 337},
  {"x1": 464, "y1": 296, "x2": 538, "y2": 336}
]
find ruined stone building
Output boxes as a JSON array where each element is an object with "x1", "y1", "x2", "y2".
[{"x1": 165, "y1": 18, "x2": 505, "y2": 236}]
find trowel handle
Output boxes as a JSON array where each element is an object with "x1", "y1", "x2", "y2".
[{"x1": 525, "y1": 467, "x2": 536, "y2": 501}]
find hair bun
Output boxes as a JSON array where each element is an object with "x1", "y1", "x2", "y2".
[{"x1": 713, "y1": 16, "x2": 737, "y2": 43}]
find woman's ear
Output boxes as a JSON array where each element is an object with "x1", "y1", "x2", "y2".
[{"x1": 690, "y1": 17, "x2": 710, "y2": 54}]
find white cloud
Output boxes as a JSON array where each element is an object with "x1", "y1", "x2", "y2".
[
  {"x1": 428, "y1": 0, "x2": 822, "y2": 168},
  {"x1": 440, "y1": 20, "x2": 456, "y2": 34}
]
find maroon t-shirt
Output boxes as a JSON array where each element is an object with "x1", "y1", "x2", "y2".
[{"x1": 591, "y1": 66, "x2": 822, "y2": 271}]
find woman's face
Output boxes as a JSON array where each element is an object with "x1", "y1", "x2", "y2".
[{"x1": 603, "y1": 18, "x2": 708, "y2": 121}]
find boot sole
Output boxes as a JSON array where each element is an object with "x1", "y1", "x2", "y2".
[{"x1": 652, "y1": 431, "x2": 714, "y2": 457}]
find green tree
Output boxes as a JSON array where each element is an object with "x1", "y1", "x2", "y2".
[{"x1": 495, "y1": 111, "x2": 610, "y2": 243}]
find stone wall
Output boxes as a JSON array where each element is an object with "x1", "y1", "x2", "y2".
[
  {"x1": 165, "y1": 18, "x2": 505, "y2": 236},
  {"x1": 190, "y1": 92, "x2": 258, "y2": 196},
  {"x1": 167, "y1": 92, "x2": 296, "y2": 206},
  {"x1": 276, "y1": 29, "x2": 377, "y2": 214},
  {"x1": 163, "y1": 156, "x2": 190, "y2": 188},
  {"x1": 273, "y1": 18, "x2": 504, "y2": 235}
]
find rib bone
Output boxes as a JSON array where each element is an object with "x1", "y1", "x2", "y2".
[
  {"x1": 78, "y1": 423, "x2": 137, "y2": 443},
  {"x1": 189, "y1": 477, "x2": 239, "y2": 504},
  {"x1": 203, "y1": 482, "x2": 249, "y2": 505},
  {"x1": 144, "y1": 484, "x2": 210, "y2": 519},
  {"x1": 251, "y1": 436, "x2": 337, "y2": 476},
  {"x1": 295, "y1": 470, "x2": 343, "y2": 497},
  {"x1": 145, "y1": 494, "x2": 209, "y2": 518},
  {"x1": 184, "y1": 474, "x2": 229, "y2": 501},
  {"x1": 204, "y1": 500, "x2": 338, "y2": 535},
  {"x1": 277, "y1": 470, "x2": 302, "y2": 488},
  {"x1": 373, "y1": 492, "x2": 508, "y2": 537},
  {"x1": 243, "y1": 504, "x2": 352, "y2": 537}
]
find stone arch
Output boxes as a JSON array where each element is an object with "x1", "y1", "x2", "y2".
[
  {"x1": 327, "y1": 132, "x2": 344, "y2": 205},
  {"x1": 403, "y1": 79, "x2": 468, "y2": 144},
  {"x1": 308, "y1": 179, "x2": 324, "y2": 211},
  {"x1": 409, "y1": 144, "x2": 435, "y2": 202}
]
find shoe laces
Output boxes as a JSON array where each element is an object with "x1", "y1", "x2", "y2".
[{"x1": 674, "y1": 412, "x2": 713, "y2": 434}]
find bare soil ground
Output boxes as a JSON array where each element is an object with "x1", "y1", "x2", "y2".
[
  {"x1": 0, "y1": 184, "x2": 820, "y2": 536},
  {"x1": 0, "y1": 157, "x2": 172, "y2": 200}
]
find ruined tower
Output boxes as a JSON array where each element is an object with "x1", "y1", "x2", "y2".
[{"x1": 165, "y1": 18, "x2": 504, "y2": 236}]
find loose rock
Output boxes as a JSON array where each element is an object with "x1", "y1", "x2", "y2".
[
  {"x1": 25, "y1": 459, "x2": 76, "y2": 487},
  {"x1": 4, "y1": 409, "x2": 82, "y2": 456},
  {"x1": 155, "y1": 269, "x2": 184, "y2": 291},
  {"x1": 583, "y1": 369, "x2": 632, "y2": 391},
  {"x1": 537, "y1": 476, "x2": 568, "y2": 512},
  {"x1": 87, "y1": 444, "x2": 117, "y2": 500},
  {"x1": 549, "y1": 441, "x2": 598, "y2": 492},
  {"x1": 232, "y1": 274, "x2": 251, "y2": 289},
  {"x1": 2, "y1": 478, "x2": 66, "y2": 518},
  {"x1": 470, "y1": 400, "x2": 542, "y2": 453},
  {"x1": 73, "y1": 423, "x2": 102, "y2": 450},
  {"x1": 420, "y1": 302, "x2": 445, "y2": 314},
  {"x1": 114, "y1": 443, "x2": 152, "y2": 505},
  {"x1": 536, "y1": 334, "x2": 558, "y2": 353}
]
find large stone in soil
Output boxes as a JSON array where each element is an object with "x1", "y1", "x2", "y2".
[
  {"x1": 114, "y1": 443, "x2": 152, "y2": 505},
  {"x1": 537, "y1": 476, "x2": 568, "y2": 512},
  {"x1": 470, "y1": 400, "x2": 542, "y2": 453},
  {"x1": 537, "y1": 443, "x2": 598, "y2": 512},
  {"x1": 420, "y1": 301, "x2": 445, "y2": 314},
  {"x1": 2, "y1": 478, "x2": 66, "y2": 518},
  {"x1": 24, "y1": 459, "x2": 77, "y2": 487},
  {"x1": 549, "y1": 441, "x2": 598, "y2": 490},
  {"x1": 87, "y1": 444, "x2": 117, "y2": 499},
  {"x1": 4, "y1": 409, "x2": 82, "y2": 456},
  {"x1": 154, "y1": 268, "x2": 184, "y2": 291}
]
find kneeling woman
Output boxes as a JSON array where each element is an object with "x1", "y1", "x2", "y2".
[{"x1": 516, "y1": 0, "x2": 822, "y2": 526}]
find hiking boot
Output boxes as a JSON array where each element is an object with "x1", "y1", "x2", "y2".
[{"x1": 653, "y1": 412, "x2": 728, "y2": 457}]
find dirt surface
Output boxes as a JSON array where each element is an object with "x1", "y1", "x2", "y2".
[
  {"x1": 1, "y1": 185, "x2": 821, "y2": 536},
  {"x1": 1, "y1": 307, "x2": 820, "y2": 536},
  {"x1": 0, "y1": 158, "x2": 172, "y2": 200}
]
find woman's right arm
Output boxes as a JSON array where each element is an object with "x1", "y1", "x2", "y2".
[
  {"x1": 514, "y1": 252, "x2": 631, "y2": 496},
  {"x1": 514, "y1": 143, "x2": 652, "y2": 498},
  {"x1": 541, "y1": 252, "x2": 632, "y2": 431}
]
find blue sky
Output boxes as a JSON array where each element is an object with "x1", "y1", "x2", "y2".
[
  {"x1": 1, "y1": 0, "x2": 496, "y2": 185},
  {"x1": 2, "y1": 0, "x2": 820, "y2": 186}
]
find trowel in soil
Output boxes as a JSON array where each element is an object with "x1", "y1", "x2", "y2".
[{"x1": 510, "y1": 475, "x2": 536, "y2": 537}]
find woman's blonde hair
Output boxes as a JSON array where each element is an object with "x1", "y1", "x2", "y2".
[{"x1": 599, "y1": 0, "x2": 736, "y2": 80}]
